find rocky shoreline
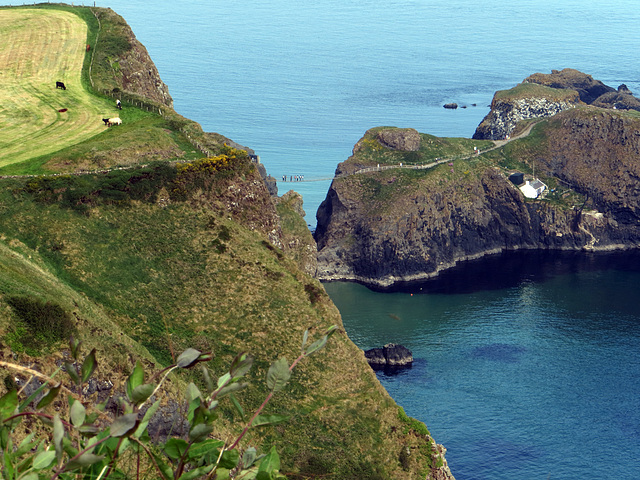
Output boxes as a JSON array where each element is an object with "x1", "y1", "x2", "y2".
[{"x1": 314, "y1": 70, "x2": 640, "y2": 288}]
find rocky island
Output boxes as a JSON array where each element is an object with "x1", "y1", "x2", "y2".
[{"x1": 315, "y1": 69, "x2": 640, "y2": 288}]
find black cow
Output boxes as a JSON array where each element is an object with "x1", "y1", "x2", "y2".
[
  {"x1": 56, "y1": 81, "x2": 66, "y2": 90},
  {"x1": 102, "y1": 118, "x2": 110, "y2": 126}
]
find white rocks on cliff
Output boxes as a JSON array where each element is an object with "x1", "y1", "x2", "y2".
[{"x1": 473, "y1": 96, "x2": 577, "y2": 140}]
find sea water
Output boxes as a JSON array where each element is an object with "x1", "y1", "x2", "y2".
[
  {"x1": 8, "y1": 0, "x2": 640, "y2": 477},
  {"x1": 14, "y1": 0, "x2": 638, "y2": 227},
  {"x1": 325, "y1": 251, "x2": 640, "y2": 479}
]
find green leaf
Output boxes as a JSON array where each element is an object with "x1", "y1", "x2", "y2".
[
  {"x1": 3, "y1": 450, "x2": 15, "y2": 480},
  {"x1": 325, "y1": 324, "x2": 338, "y2": 337},
  {"x1": 78, "y1": 425, "x2": 99, "y2": 435},
  {"x1": 164, "y1": 438, "x2": 189, "y2": 460},
  {"x1": 133, "y1": 399, "x2": 161, "y2": 439},
  {"x1": 186, "y1": 383, "x2": 203, "y2": 403},
  {"x1": 69, "y1": 336, "x2": 82, "y2": 360},
  {"x1": 242, "y1": 447, "x2": 258, "y2": 469},
  {"x1": 151, "y1": 451, "x2": 173, "y2": 480},
  {"x1": 131, "y1": 383, "x2": 155, "y2": 406},
  {"x1": 189, "y1": 423, "x2": 213, "y2": 443},
  {"x1": 177, "y1": 464, "x2": 215, "y2": 480},
  {"x1": 301, "y1": 329, "x2": 309, "y2": 349},
  {"x1": 109, "y1": 413, "x2": 138, "y2": 438},
  {"x1": 229, "y1": 393, "x2": 245, "y2": 421},
  {"x1": 304, "y1": 336, "x2": 327, "y2": 356},
  {"x1": 176, "y1": 348, "x2": 202, "y2": 368},
  {"x1": 229, "y1": 352, "x2": 253, "y2": 379},
  {"x1": 53, "y1": 414, "x2": 64, "y2": 462},
  {"x1": 21, "y1": 474, "x2": 39, "y2": 480},
  {"x1": 80, "y1": 348, "x2": 98, "y2": 383},
  {"x1": 216, "y1": 381, "x2": 248, "y2": 399},
  {"x1": 236, "y1": 466, "x2": 259, "y2": 480},
  {"x1": 0, "y1": 389, "x2": 18, "y2": 420},
  {"x1": 266, "y1": 358, "x2": 291, "y2": 392},
  {"x1": 126, "y1": 361, "x2": 144, "y2": 402},
  {"x1": 201, "y1": 365, "x2": 214, "y2": 393},
  {"x1": 258, "y1": 446, "x2": 280, "y2": 473},
  {"x1": 64, "y1": 452, "x2": 105, "y2": 471},
  {"x1": 32, "y1": 450, "x2": 56, "y2": 470},
  {"x1": 69, "y1": 400, "x2": 86, "y2": 428},
  {"x1": 36, "y1": 384, "x2": 61, "y2": 410},
  {"x1": 252, "y1": 414, "x2": 290, "y2": 427},
  {"x1": 0, "y1": 426, "x2": 8, "y2": 450},
  {"x1": 187, "y1": 438, "x2": 224, "y2": 462},
  {"x1": 217, "y1": 372, "x2": 231, "y2": 389},
  {"x1": 219, "y1": 448, "x2": 240, "y2": 469},
  {"x1": 20, "y1": 378, "x2": 51, "y2": 413},
  {"x1": 64, "y1": 361, "x2": 81, "y2": 385}
]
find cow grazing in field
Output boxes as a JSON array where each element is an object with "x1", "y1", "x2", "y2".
[
  {"x1": 56, "y1": 81, "x2": 66, "y2": 90},
  {"x1": 102, "y1": 118, "x2": 110, "y2": 126},
  {"x1": 107, "y1": 117, "x2": 122, "y2": 127}
]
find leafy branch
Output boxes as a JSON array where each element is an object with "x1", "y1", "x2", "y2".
[{"x1": 0, "y1": 326, "x2": 337, "y2": 480}]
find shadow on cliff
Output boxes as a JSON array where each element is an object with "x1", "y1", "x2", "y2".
[{"x1": 372, "y1": 250, "x2": 640, "y2": 295}]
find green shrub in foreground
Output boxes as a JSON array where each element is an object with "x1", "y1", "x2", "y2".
[{"x1": 0, "y1": 326, "x2": 337, "y2": 479}]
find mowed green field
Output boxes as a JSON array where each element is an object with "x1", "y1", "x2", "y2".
[{"x1": 0, "y1": 9, "x2": 113, "y2": 167}]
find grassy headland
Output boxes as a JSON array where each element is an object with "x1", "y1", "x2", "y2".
[{"x1": 0, "y1": 5, "x2": 446, "y2": 479}]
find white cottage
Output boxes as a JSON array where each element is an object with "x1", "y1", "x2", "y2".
[{"x1": 519, "y1": 179, "x2": 546, "y2": 199}]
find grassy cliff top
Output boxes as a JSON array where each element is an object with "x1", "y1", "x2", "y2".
[
  {"x1": 0, "y1": 5, "x2": 446, "y2": 479},
  {"x1": 493, "y1": 82, "x2": 580, "y2": 102}
]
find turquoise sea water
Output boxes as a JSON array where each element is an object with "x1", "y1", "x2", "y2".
[{"x1": 7, "y1": 0, "x2": 640, "y2": 477}]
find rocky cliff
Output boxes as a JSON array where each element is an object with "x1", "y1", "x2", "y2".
[
  {"x1": 93, "y1": 8, "x2": 173, "y2": 107},
  {"x1": 315, "y1": 88, "x2": 640, "y2": 288},
  {"x1": 474, "y1": 68, "x2": 640, "y2": 140}
]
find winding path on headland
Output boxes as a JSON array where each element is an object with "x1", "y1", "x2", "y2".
[{"x1": 280, "y1": 120, "x2": 541, "y2": 183}]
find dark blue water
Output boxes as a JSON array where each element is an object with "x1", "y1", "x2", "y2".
[
  {"x1": 9, "y1": 1, "x2": 640, "y2": 477},
  {"x1": 325, "y1": 251, "x2": 640, "y2": 480}
]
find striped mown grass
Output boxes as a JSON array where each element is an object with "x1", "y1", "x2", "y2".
[{"x1": 0, "y1": 9, "x2": 114, "y2": 167}]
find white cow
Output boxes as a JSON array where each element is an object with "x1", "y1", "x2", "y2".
[{"x1": 107, "y1": 117, "x2": 122, "y2": 127}]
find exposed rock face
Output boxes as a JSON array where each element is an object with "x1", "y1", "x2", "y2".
[
  {"x1": 473, "y1": 96, "x2": 577, "y2": 140},
  {"x1": 315, "y1": 107, "x2": 640, "y2": 288},
  {"x1": 116, "y1": 27, "x2": 173, "y2": 107},
  {"x1": 95, "y1": 8, "x2": 173, "y2": 108},
  {"x1": 474, "y1": 69, "x2": 640, "y2": 140},
  {"x1": 256, "y1": 163, "x2": 278, "y2": 196},
  {"x1": 365, "y1": 343, "x2": 414, "y2": 369},
  {"x1": 377, "y1": 128, "x2": 421, "y2": 151}
]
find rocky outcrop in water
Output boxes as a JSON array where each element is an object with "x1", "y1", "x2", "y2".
[
  {"x1": 365, "y1": 343, "x2": 414, "y2": 369},
  {"x1": 315, "y1": 100, "x2": 640, "y2": 288},
  {"x1": 473, "y1": 69, "x2": 640, "y2": 140}
]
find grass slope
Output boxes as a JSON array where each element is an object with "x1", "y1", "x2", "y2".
[
  {"x1": 0, "y1": 9, "x2": 114, "y2": 166},
  {"x1": 0, "y1": 7, "x2": 447, "y2": 479}
]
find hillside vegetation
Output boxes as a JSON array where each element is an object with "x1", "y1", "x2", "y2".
[{"x1": 0, "y1": 5, "x2": 450, "y2": 479}]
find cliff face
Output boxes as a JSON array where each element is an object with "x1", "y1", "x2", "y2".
[
  {"x1": 474, "y1": 69, "x2": 640, "y2": 140},
  {"x1": 315, "y1": 107, "x2": 640, "y2": 288},
  {"x1": 93, "y1": 8, "x2": 173, "y2": 107}
]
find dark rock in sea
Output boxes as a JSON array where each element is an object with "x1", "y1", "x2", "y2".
[
  {"x1": 618, "y1": 84, "x2": 632, "y2": 94},
  {"x1": 364, "y1": 343, "x2": 413, "y2": 372},
  {"x1": 443, "y1": 103, "x2": 458, "y2": 109}
]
